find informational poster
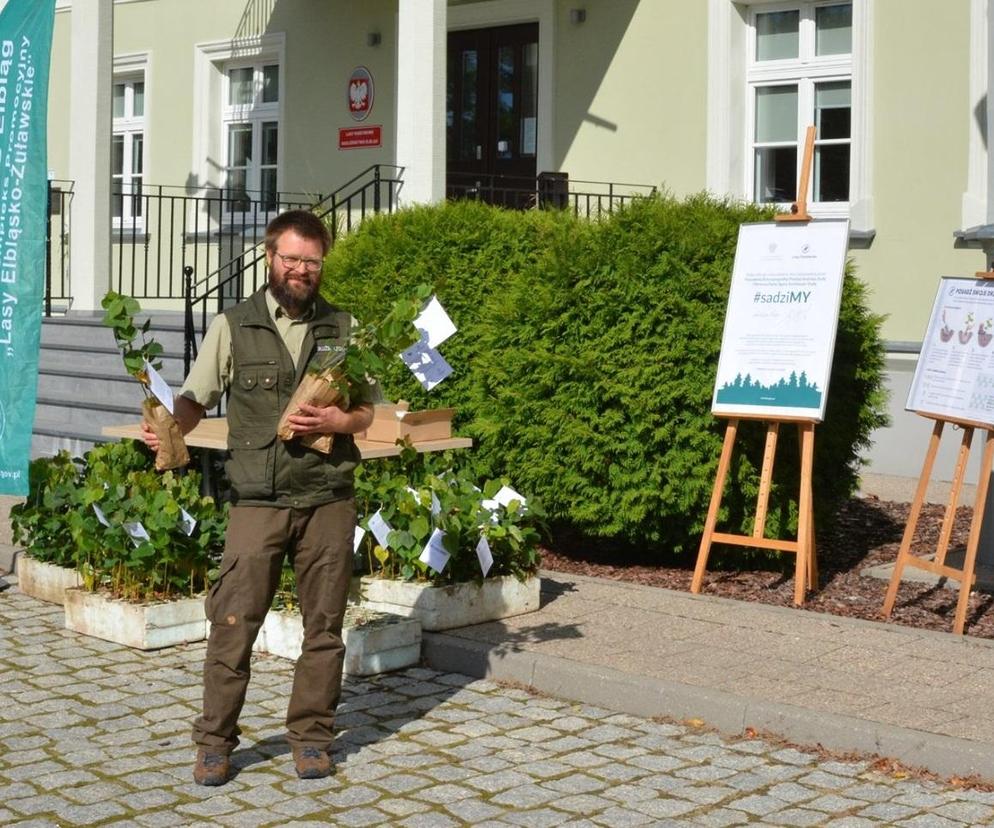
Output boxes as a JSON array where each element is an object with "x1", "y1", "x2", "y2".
[
  {"x1": 711, "y1": 220, "x2": 849, "y2": 421},
  {"x1": 906, "y1": 277, "x2": 994, "y2": 427}
]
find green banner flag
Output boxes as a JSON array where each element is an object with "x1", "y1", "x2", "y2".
[{"x1": 0, "y1": 0, "x2": 55, "y2": 495}]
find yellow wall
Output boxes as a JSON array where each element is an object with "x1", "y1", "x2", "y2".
[
  {"x1": 849, "y1": 0, "x2": 981, "y2": 343},
  {"x1": 52, "y1": 0, "x2": 397, "y2": 198},
  {"x1": 553, "y1": 0, "x2": 707, "y2": 197}
]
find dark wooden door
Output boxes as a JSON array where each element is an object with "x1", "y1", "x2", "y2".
[{"x1": 447, "y1": 23, "x2": 539, "y2": 205}]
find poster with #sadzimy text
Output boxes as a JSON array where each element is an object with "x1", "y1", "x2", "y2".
[{"x1": 711, "y1": 220, "x2": 849, "y2": 422}]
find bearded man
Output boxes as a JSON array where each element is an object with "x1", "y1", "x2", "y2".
[{"x1": 142, "y1": 209, "x2": 374, "y2": 785}]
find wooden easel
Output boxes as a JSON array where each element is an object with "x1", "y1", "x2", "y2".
[
  {"x1": 691, "y1": 126, "x2": 820, "y2": 605},
  {"x1": 882, "y1": 267, "x2": 994, "y2": 635},
  {"x1": 691, "y1": 416, "x2": 818, "y2": 605}
]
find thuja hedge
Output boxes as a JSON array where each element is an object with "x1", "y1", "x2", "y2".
[{"x1": 324, "y1": 196, "x2": 888, "y2": 553}]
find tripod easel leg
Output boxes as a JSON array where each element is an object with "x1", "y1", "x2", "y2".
[
  {"x1": 692, "y1": 419, "x2": 739, "y2": 593},
  {"x1": 794, "y1": 423, "x2": 815, "y2": 606},
  {"x1": 953, "y1": 430, "x2": 994, "y2": 634},
  {"x1": 882, "y1": 420, "x2": 944, "y2": 618}
]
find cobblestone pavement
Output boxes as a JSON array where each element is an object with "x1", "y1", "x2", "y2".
[{"x1": 2, "y1": 591, "x2": 993, "y2": 827}]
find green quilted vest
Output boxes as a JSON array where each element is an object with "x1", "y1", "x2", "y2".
[{"x1": 223, "y1": 288, "x2": 359, "y2": 508}]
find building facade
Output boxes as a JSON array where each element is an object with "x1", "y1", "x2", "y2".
[{"x1": 46, "y1": 0, "x2": 994, "y2": 482}]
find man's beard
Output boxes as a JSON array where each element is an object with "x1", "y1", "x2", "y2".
[{"x1": 269, "y1": 270, "x2": 318, "y2": 317}]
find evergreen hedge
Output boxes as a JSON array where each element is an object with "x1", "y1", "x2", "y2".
[{"x1": 324, "y1": 196, "x2": 888, "y2": 553}]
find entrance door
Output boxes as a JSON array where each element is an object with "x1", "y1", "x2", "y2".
[{"x1": 447, "y1": 23, "x2": 539, "y2": 206}]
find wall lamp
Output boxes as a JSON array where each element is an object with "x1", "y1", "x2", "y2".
[
  {"x1": 569, "y1": 8, "x2": 586, "y2": 24},
  {"x1": 367, "y1": 31, "x2": 382, "y2": 47}
]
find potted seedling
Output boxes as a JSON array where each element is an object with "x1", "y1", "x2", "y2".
[
  {"x1": 276, "y1": 285, "x2": 433, "y2": 452},
  {"x1": 101, "y1": 291, "x2": 189, "y2": 471}
]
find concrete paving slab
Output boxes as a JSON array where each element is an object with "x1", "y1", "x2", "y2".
[{"x1": 423, "y1": 572, "x2": 994, "y2": 781}]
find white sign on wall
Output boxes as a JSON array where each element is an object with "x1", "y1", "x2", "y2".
[
  {"x1": 906, "y1": 277, "x2": 994, "y2": 427},
  {"x1": 711, "y1": 220, "x2": 849, "y2": 422}
]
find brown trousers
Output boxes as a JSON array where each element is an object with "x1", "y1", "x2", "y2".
[{"x1": 192, "y1": 499, "x2": 355, "y2": 754}]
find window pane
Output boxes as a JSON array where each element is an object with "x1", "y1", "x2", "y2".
[
  {"x1": 261, "y1": 121, "x2": 278, "y2": 165},
  {"x1": 228, "y1": 67, "x2": 254, "y2": 105},
  {"x1": 755, "y1": 85, "x2": 797, "y2": 143},
  {"x1": 815, "y1": 81, "x2": 851, "y2": 139},
  {"x1": 131, "y1": 174, "x2": 143, "y2": 218},
  {"x1": 131, "y1": 134, "x2": 143, "y2": 175},
  {"x1": 496, "y1": 45, "x2": 515, "y2": 159},
  {"x1": 260, "y1": 168, "x2": 278, "y2": 210},
  {"x1": 132, "y1": 81, "x2": 144, "y2": 117},
  {"x1": 112, "y1": 178, "x2": 123, "y2": 218},
  {"x1": 816, "y1": 4, "x2": 852, "y2": 56},
  {"x1": 262, "y1": 64, "x2": 279, "y2": 103},
  {"x1": 111, "y1": 135, "x2": 124, "y2": 176},
  {"x1": 815, "y1": 144, "x2": 850, "y2": 202},
  {"x1": 755, "y1": 146, "x2": 796, "y2": 203},
  {"x1": 225, "y1": 168, "x2": 250, "y2": 212},
  {"x1": 458, "y1": 50, "x2": 479, "y2": 161},
  {"x1": 227, "y1": 124, "x2": 252, "y2": 167},
  {"x1": 520, "y1": 42, "x2": 538, "y2": 157},
  {"x1": 756, "y1": 10, "x2": 799, "y2": 61},
  {"x1": 112, "y1": 84, "x2": 125, "y2": 119}
]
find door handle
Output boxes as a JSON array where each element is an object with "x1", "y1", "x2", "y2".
[{"x1": 476, "y1": 145, "x2": 482, "y2": 160}]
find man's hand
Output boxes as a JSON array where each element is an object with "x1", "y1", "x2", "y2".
[
  {"x1": 287, "y1": 402, "x2": 374, "y2": 435},
  {"x1": 141, "y1": 395, "x2": 206, "y2": 453}
]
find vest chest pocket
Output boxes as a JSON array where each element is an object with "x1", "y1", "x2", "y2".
[{"x1": 237, "y1": 366, "x2": 279, "y2": 391}]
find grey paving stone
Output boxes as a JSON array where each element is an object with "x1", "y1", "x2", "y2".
[
  {"x1": 502, "y1": 808, "x2": 577, "y2": 827},
  {"x1": 858, "y1": 801, "x2": 919, "y2": 821},
  {"x1": 443, "y1": 797, "x2": 507, "y2": 822},
  {"x1": 934, "y1": 800, "x2": 994, "y2": 822},
  {"x1": 550, "y1": 793, "x2": 618, "y2": 814},
  {"x1": 334, "y1": 807, "x2": 391, "y2": 826},
  {"x1": 377, "y1": 796, "x2": 433, "y2": 817},
  {"x1": 591, "y1": 804, "x2": 658, "y2": 826},
  {"x1": 398, "y1": 812, "x2": 460, "y2": 828},
  {"x1": 117, "y1": 789, "x2": 183, "y2": 811},
  {"x1": 728, "y1": 793, "x2": 788, "y2": 816},
  {"x1": 543, "y1": 773, "x2": 607, "y2": 794},
  {"x1": 490, "y1": 782, "x2": 562, "y2": 808},
  {"x1": 632, "y1": 796, "x2": 700, "y2": 818},
  {"x1": 764, "y1": 807, "x2": 830, "y2": 826}
]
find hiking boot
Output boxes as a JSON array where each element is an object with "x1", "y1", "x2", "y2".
[
  {"x1": 193, "y1": 749, "x2": 230, "y2": 786},
  {"x1": 293, "y1": 745, "x2": 332, "y2": 779}
]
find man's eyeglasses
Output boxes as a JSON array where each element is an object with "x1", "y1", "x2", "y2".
[{"x1": 273, "y1": 252, "x2": 323, "y2": 272}]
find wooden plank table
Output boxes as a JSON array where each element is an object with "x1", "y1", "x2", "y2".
[{"x1": 101, "y1": 418, "x2": 473, "y2": 457}]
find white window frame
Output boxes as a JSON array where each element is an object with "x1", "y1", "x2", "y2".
[
  {"x1": 112, "y1": 53, "x2": 149, "y2": 232},
  {"x1": 221, "y1": 61, "x2": 281, "y2": 220},
  {"x1": 746, "y1": 2, "x2": 853, "y2": 218},
  {"x1": 191, "y1": 34, "x2": 285, "y2": 231},
  {"x1": 707, "y1": 0, "x2": 873, "y2": 232}
]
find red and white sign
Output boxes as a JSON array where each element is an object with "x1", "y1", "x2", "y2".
[
  {"x1": 348, "y1": 66, "x2": 374, "y2": 121},
  {"x1": 339, "y1": 125, "x2": 382, "y2": 150}
]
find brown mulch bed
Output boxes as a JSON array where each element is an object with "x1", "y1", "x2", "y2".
[{"x1": 540, "y1": 496, "x2": 994, "y2": 640}]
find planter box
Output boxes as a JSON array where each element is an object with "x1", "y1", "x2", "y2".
[
  {"x1": 363, "y1": 403, "x2": 455, "y2": 443},
  {"x1": 64, "y1": 588, "x2": 207, "y2": 650},
  {"x1": 17, "y1": 557, "x2": 80, "y2": 605},
  {"x1": 359, "y1": 574, "x2": 541, "y2": 631},
  {"x1": 253, "y1": 606, "x2": 421, "y2": 675}
]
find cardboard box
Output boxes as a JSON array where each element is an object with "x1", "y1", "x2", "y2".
[{"x1": 363, "y1": 403, "x2": 455, "y2": 443}]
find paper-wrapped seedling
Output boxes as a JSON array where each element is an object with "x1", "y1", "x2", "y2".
[
  {"x1": 101, "y1": 291, "x2": 190, "y2": 471},
  {"x1": 276, "y1": 285, "x2": 434, "y2": 454}
]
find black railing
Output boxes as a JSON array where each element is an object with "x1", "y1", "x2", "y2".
[
  {"x1": 446, "y1": 171, "x2": 657, "y2": 217},
  {"x1": 45, "y1": 179, "x2": 73, "y2": 315},
  {"x1": 111, "y1": 184, "x2": 320, "y2": 301},
  {"x1": 184, "y1": 164, "x2": 403, "y2": 376}
]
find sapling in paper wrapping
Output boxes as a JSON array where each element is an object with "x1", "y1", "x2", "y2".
[
  {"x1": 276, "y1": 285, "x2": 433, "y2": 453},
  {"x1": 101, "y1": 292, "x2": 190, "y2": 471}
]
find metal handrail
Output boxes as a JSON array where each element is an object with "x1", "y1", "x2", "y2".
[{"x1": 183, "y1": 164, "x2": 403, "y2": 376}]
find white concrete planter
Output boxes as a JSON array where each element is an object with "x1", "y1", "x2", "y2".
[
  {"x1": 64, "y1": 587, "x2": 207, "y2": 650},
  {"x1": 253, "y1": 606, "x2": 422, "y2": 676},
  {"x1": 17, "y1": 557, "x2": 80, "y2": 605},
  {"x1": 359, "y1": 574, "x2": 541, "y2": 631}
]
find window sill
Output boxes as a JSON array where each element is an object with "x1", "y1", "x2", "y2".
[{"x1": 954, "y1": 224, "x2": 994, "y2": 249}]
